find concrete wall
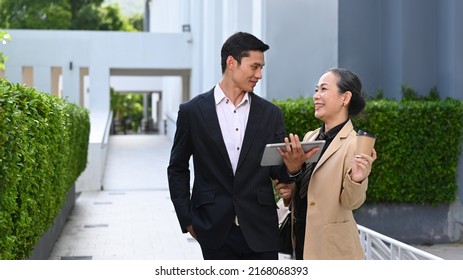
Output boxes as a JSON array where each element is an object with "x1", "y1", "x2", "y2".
[
  {"x1": 29, "y1": 184, "x2": 76, "y2": 259},
  {"x1": 265, "y1": 0, "x2": 339, "y2": 100},
  {"x1": 338, "y1": 0, "x2": 463, "y2": 101}
]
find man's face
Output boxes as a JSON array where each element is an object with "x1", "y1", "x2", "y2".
[{"x1": 230, "y1": 50, "x2": 265, "y2": 93}]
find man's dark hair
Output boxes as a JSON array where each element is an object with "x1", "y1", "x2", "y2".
[{"x1": 220, "y1": 32, "x2": 270, "y2": 73}]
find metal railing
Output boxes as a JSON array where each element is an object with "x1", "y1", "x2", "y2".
[{"x1": 358, "y1": 225, "x2": 443, "y2": 260}]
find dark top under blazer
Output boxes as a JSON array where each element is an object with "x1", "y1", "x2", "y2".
[{"x1": 167, "y1": 87, "x2": 291, "y2": 252}]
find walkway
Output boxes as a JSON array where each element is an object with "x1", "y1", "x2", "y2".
[
  {"x1": 49, "y1": 135, "x2": 202, "y2": 260},
  {"x1": 49, "y1": 134, "x2": 463, "y2": 260}
]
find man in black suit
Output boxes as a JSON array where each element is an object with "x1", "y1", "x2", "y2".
[{"x1": 167, "y1": 32, "x2": 305, "y2": 260}]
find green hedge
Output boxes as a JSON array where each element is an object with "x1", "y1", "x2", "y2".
[
  {"x1": 274, "y1": 97, "x2": 463, "y2": 205},
  {"x1": 0, "y1": 79, "x2": 90, "y2": 259}
]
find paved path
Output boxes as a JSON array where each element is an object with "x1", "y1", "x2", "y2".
[
  {"x1": 415, "y1": 243, "x2": 463, "y2": 260},
  {"x1": 49, "y1": 135, "x2": 202, "y2": 260}
]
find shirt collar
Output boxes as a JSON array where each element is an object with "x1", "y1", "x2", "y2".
[
  {"x1": 321, "y1": 119, "x2": 349, "y2": 140},
  {"x1": 214, "y1": 84, "x2": 250, "y2": 107}
]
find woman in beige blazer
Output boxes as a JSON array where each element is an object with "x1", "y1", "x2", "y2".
[{"x1": 276, "y1": 68, "x2": 377, "y2": 260}]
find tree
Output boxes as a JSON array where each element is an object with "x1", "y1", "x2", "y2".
[
  {"x1": 110, "y1": 89, "x2": 144, "y2": 134},
  {"x1": 0, "y1": 0, "x2": 142, "y2": 31},
  {"x1": 72, "y1": 3, "x2": 137, "y2": 31},
  {"x1": 69, "y1": 0, "x2": 104, "y2": 29},
  {"x1": 99, "y1": 4, "x2": 128, "y2": 31},
  {"x1": 0, "y1": 0, "x2": 72, "y2": 29},
  {"x1": 72, "y1": 3, "x2": 102, "y2": 30},
  {"x1": 0, "y1": 31, "x2": 11, "y2": 70},
  {"x1": 128, "y1": 13, "x2": 144, "y2": 31}
]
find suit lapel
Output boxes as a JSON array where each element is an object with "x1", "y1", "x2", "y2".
[
  {"x1": 314, "y1": 120, "x2": 353, "y2": 172},
  {"x1": 198, "y1": 89, "x2": 233, "y2": 171}
]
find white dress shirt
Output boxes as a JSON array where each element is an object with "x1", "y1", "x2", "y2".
[{"x1": 214, "y1": 84, "x2": 250, "y2": 174}]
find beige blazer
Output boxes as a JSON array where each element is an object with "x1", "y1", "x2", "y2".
[{"x1": 302, "y1": 120, "x2": 367, "y2": 260}]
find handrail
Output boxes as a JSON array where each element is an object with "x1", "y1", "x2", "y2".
[
  {"x1": 102, "y1": 111, "x2": 113, "y2": 149},
  {"x1": 358, "y1": 225, "x2": 443, "y2": 260}
]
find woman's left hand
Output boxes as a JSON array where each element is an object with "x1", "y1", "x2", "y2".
[{"x1": 351, "y1": 148, "x2": 377, "y2": 183}]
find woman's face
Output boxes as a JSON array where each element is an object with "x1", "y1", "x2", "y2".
[{"x1": 313, "y1": 71, "x2": 349, "y2": 126}]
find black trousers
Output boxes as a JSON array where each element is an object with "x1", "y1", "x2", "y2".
[
  {"x1": 293, "y1": 186, "x2": 308, "y2": 260},
  {"x1": 294, "y1": 218, "x2": 306, "y2": 260},
  {"x1": 200, "y1": 224, "x2": 278, "y2": 260}
]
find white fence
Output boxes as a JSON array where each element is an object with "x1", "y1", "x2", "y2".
[{"x1": 358, "y1": 225, "x2": 443, "y2": 260}]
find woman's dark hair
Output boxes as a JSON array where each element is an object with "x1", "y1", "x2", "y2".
[
  {"x1": 220, "y1": 32, "x2": 270, "y2": 73},
  {"x1": 329, "y1": 68, "x2": 366, "y2": 116}
]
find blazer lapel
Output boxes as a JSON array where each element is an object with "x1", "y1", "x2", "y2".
[
  {"x1": 198, "y1": 90, "x2": 233, "y2": 172},
  {"x1": 314, "y1": 120, "x2": 354, "y2": 172}
]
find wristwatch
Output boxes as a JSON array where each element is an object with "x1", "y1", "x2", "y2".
[
  {"x1": 287, "y1": 168, "x2": 302, "y2": 178},
  {"x1": 287, "y1": 162, "x2": 307, "y2": 180}
]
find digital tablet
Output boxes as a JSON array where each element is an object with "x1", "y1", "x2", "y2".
[{"x1": 260, "y1": 140, "x2": 326, "y2": 166}]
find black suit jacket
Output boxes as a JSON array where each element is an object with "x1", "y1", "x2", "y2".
[{"x1": 167, "y1": 87, "x2": 291, "y2": 252}]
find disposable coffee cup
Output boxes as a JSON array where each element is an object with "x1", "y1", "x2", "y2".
[{"x1": 356, "y1": 130, "x2": 376, "y2": 156}]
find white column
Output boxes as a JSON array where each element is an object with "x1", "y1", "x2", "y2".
[
  {"x1": 252, "y1": 0, "x2": 265, "y2": 97},
  {"x1": 222, "y1": 0, "x2": 237, "y2": 36},
  {"x1": 149, "y1": 0, "x2": 181, "y2": 32},
  {"x1": 152, "y1": 92, "x2": 162, "y2": 134},
  {"x1": 89, "y1": 65, "x2": 110, "y2": 113},
  {"x1": 201, "y1": 0, "x2": 222, "y2": 91},
  {"x1": 252, "y1": 0, "x2": 264, "y2": 40},
  {"x1": 33, "y1": 66, "x2": 51, "y2": 94},
  {"x1": 77, "y1": 65, "x2": 110, "y2": 192},
  {"x1": 151, "y1": 92, "x2": 159, "y2": 124},
  {"x1": 181, "y1": 0, "x2": 191, "y2": 31},
  {"x1": 62, "y1": 62, "x2": 80, "y2": 104},
  {"x1": 143, "y1": 93, "x2": 149, "y2": 119}
]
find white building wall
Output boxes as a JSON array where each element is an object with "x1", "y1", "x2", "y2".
[
  {"x1": 186, "y1": 0, "x2": 266, "y2": 99},
  {"x1": 197, "y1": 0, "x2": 222, "y2": 94},
  {"x1": 188, "y1": 0, "x2": 203, "y2": 98},
  {"x1": 62, "y1": 63, "x2": 80, "y2": 105},
  {"x1": 109, "y1": 76, "x2": 162, "y2": 92},
  {"x1": 3, "y1": 30, "x2": 192, "y2": 192},
  {"x1": 149, "y1": 0, "x2": 182, "y2": 33}
]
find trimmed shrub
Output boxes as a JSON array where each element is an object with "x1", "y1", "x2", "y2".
[
  {"x1": 273, "y1": 97, "x2": 463, "y2": 205},
  {"x1": 0, "y1": 79, "x2": 90, "y2": 259}
]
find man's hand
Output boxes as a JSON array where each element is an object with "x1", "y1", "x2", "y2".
[
  {"x1": 274, "y1": 179, "x2": 296, "y2": 206},
  {"x1": 186, "y1": 225, "x2": 197, "y2": 240}
]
